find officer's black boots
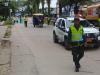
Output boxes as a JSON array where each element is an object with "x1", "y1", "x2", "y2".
[
  {"x1": 75, "y1": 67, "x2": 79, "y2": 72},
  {"x1": 78, "y1": 63, "x2": 81, "y2": 68},
  {"x1": 75, "y1": 63, "x2": 81, "y2": 72}
]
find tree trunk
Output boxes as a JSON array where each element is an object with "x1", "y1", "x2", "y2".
[
  {"x1": 74, "y1": 3, "x2": 79, "y2": 15},
  {"x1": 42, "y1": 0, "x2": 44, "y2": 14},
  {"x1": 59, "y1": 3, "x2": 62, "y2": 16},
  {"x1": 47, "y1": 1, "x2": 50, "y2": 17},
  {"x1": 68, "y1": 4, "x2": 72, "y2": 16},
  {"x1": 35, "y1": 3, "x2": 39, "y2": 13}
]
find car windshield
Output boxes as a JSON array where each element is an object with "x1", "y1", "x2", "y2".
[
  {"x1": 80, "y1": 20, "x2": 91, "y2": 27},
  {"x1": 68, "y1": 19, "x2": 92, "y2": 27}
]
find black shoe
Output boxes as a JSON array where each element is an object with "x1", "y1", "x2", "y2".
[
  {"x1": 75, "y1": 68, "x2": 79, "y2": 72},
  {"x1": 78, "y1": 64, "x2": 81, "y2": 68}
]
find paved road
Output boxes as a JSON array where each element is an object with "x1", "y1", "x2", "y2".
[{"x1": 10, "y1": 23, "x2": 100, "y2": 75}]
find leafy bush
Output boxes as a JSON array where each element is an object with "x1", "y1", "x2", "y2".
[
  {"x1": 4, "y1": 19, "x2": 13, "y2": 25},
  {"x1": 4, "y1": 28, "x2": 11, "y2": 38},
  {"x1": 0, "y1": 16, "x2": 3, "y2": 21}
]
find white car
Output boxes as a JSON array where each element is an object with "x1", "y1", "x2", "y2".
[{"x1": 53, "y1": 17, "x2": 100, "y2": 49}]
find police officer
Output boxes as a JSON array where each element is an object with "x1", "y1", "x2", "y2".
[{"x1": 68, "y1": 17, "x2": 85, "y2": 72}]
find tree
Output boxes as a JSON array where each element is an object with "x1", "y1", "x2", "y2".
[
  {"x1": 28, "y1": 0, "x2": 40, "y2": 13},
  {"x1": 41, "y1": 0, "x2": 45, "y2": 14},
  {"x1": 10, "y1": 1, "x2": 18, "y2": 15},
  {"x1": 0, "y1": 0, "x2": 18, "y2": 19},
  {"x1": 69, "y1": 0, "x2": 91, "y2": 14},
  {"x1": 58, "y1": 0, "x2": 92, "y2": 15},
  {"x1": 46, "y1": 0, "x2": 51, "y2": 17}
]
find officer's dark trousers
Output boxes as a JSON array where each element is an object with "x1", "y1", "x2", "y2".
[{"x1": 72, "y1": 46, "x2": 84, "y2": 68}]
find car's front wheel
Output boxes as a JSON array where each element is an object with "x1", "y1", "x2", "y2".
[{"x1": 53, "y1": 32, "x2": 58, "y2": 43}]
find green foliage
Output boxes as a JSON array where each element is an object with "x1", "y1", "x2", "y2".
[
  {"x1": 41, "y1": 0, "x2": 45, "y2": 14},
  {"x1": 25, "y1": 0, "x2": 40, "y2": 13},
  {"x1": 59, "y1": 0, "x2": 93, "y2": 6},
  {"x1": 46, "y1": 0, "x2": 51, "y2": 16},
  {"x1": 4, "y1": 19, "x2": 13, "y2": 26},
  {"x1": 3, "y1": 25, "x2": 12, "y2": 38},
  {"x1": 10, "y1": 1, "x2": 18, "y2": 13},
  {"x1": 0, "y1": 0, "x2": 18, "y2": 19},
  {"x1": 0, "y1": 16, "x2": 3, "y2": 21}
]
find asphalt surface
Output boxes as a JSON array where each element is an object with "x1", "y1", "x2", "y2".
[{"x1": 10, "y1": 23, "x2": 100, "y2": 75}]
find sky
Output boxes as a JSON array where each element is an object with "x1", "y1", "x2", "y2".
[
  {"x1": 40, "y1": 0, "x2": 57, "y2": 8},
  {"x1": 51, "y1": 0, "x2": 57, "y2": 8},
  {"x1": 15, "y1": 0, "x2": 57, "y2": 8}
]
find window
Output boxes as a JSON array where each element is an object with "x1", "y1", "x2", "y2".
[
  {"x1": 61, "y1": 20, "x2": 65, "y2": 28},
  {"x1": 68, "y1": 19, "x2": 92, "y2": 27},
  {"x1": 56, "y1": 19, "x2": 62, "y2": 27},
  {"x1": 80, "y1": 20, "x2": 91, "y2": 27},
  {"x1": 65, "y1": 19, "x2": 71, "y2": 27}
]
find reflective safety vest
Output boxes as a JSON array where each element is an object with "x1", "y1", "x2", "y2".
[
  {"x1": 98, "y1": 18, "x2": 100, "y2": 22},
  {"x1": 70, "y1": 25, "x2": 83, "y2": 42}
]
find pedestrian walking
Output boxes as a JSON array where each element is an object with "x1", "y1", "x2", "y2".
[
  {"x1": 20, "y1": 16, "x2": 22, "y2": 23},
  {"x1": 16, "y1": 17, "x2": 18, "y2": 23},
  {"x1": 68, "y1": 17, "x2": 85, "y2": 72},
  {"x1": 24, "y1": 16, "x2": 28, "y2": 27},
  {"x1": 13, "y1": 17, "x2": 16, "y2": 24}
]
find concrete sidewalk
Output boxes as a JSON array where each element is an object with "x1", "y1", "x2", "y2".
[
  {"x1": 0, "y1": 26, "x2": 11, "y2": 75},
  {"x1": 0, "y1": 26, "x2": 7, "y2": 41},
  {"x1": 0, "y1": 48, "x2": 11, "y2": 75}
]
